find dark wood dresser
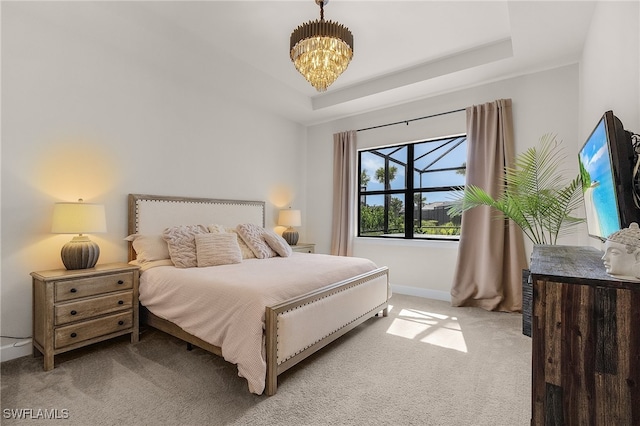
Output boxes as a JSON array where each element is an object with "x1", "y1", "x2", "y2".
[{"x1": 529, "y1": 245, "x2": 640, "y2": 426}]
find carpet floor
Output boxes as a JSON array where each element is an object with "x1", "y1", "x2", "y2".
[{"x1": 1, "y1": 294, "x2": 531, "y2": 425}]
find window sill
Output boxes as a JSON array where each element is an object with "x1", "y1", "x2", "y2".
[{"x1": 354, "y1": 237, "x2": 459, "y2": 249}]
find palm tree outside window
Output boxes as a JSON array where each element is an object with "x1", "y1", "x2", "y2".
[{"x1": 357, "y1": 134, "x2": 467, "y2": 240}]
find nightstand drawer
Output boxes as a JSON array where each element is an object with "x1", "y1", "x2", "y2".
[
  {"x1": 55, "y1": 272, "x2": 133, "y2": 302},
  {"x1": 291, "y1": 243, "x2": 315, "y2": 253},
  {"x1": 55, "y1": 291, "x2": 133, "y2": 325},
  {"x1": 55, "y1": 311, "x2": 133, "y2": 349}
]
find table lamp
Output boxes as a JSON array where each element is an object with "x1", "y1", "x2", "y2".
[
  {"x1": 278, "y1": 209, "x2": 301, "y2": 246},
  {"x1": 51, "y1": 199, "x2": 107, "y2": 270}
]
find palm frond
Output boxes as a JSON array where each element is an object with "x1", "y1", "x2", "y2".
[{"x1": 447, "y1": 134, "x2": 585, "y2": 245}]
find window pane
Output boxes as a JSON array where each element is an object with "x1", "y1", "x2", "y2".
[
  {"x1": 360, "y1": 147, "x2": 407, "y2": 191},
  {"x1": 385, "y1": 195, "x2": 405, "y2": 236},
  {"x1": 389, "y1": 146, "x2": 407, "y2": 190},
  {"x1": 360, "y1": 152, "x2": 385, "y2": 192},
  {"x1": 413, "y1": 190, "x2": 461, "y2": 238},
  {"x1": 360, "y1": 195, "x2": 384, "y2": 236},
  {"x1": 389, "y1": 146, "x2": 406, "y2": 163},
  {"x1": 358, "y1": 134, "x2": 465, "y2": 240},
  {"x1": 414, "y1": 169, "x2": 466, "y2": 189},
  {"x1": 359, "y1": 194, "x2": 405, "y2": 237},
  {"x1": 414, "y1": 137, "x2": 467, "y2": 172}
]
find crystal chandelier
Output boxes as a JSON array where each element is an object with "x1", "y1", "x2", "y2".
[{"x1": 290, "y1": 0, "x2": 353, "y2": 92}]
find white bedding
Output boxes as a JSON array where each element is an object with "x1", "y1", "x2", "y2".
[{"x1": 138, "y1": 253, "x2": 380, "y2": 394}]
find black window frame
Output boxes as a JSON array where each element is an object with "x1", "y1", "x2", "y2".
[{"x1": 357, "y1": 134, "x2": 467, "y2": 241}]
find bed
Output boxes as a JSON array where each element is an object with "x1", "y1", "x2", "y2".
[{"x1": 127, "y1": 194, "x2": 390, "y2": 395}]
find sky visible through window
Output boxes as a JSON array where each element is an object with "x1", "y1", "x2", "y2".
[{"x1": 360, "y1": 135, "x2": 467, "y2": 205}]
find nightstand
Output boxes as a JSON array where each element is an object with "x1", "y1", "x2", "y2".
[
  {"x1": 31, "y1": 262, "x2": 139, "y2": 371},
  {"x1": 291, "y1": 243, "x2": 315, "y2": 253}
]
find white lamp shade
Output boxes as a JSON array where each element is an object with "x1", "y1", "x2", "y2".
[
  {"x1": 52, "y1": 202, "x2": 107, "y2": 234},
  {"x1": 278, "y1": 209, "x2": 301, "y2": 227}
]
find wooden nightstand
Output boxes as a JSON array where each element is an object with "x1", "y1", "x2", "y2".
[
  {"x1": 291, "y1": 243, "x2": 315, "y2": 253},
  {"x1": 31, "y1": 262, "x2": 139, "y2": 371}
]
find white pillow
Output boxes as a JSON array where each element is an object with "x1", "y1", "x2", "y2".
[
  {"x1": 162, "y1": 225, "x2": 208, "y2": 268},
  {"x1": 125, "y1": 234, "x2": 171, "y2": 264},
  {"x1": 236, "y1": 223, "x2": 277, "y2": 259},
  {"x1": 207, "y1": 224, "x2": 256, "y2": 259},
  {"x1": 263, "y1": 231, "x2": 293, "y2": 257},
  {"x1": 195, "y1": 233, "x2": 242, "y2": 267},
  {"x1": 207, "y1": 224, "x2": 226, "y2": 233}
]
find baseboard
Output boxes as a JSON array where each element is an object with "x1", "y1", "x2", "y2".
[
  {"x1": 391, "y1": 285, "x2": 451, "y2": 302},
  {"x1": 1, "y1": 339, "x2": 32, "y2": 362}
]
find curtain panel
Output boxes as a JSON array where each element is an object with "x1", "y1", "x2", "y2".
[
  {"x1": 451, "y1": 99, "x2": 527, "y2": 312},
  {"x1": 331, "y1": 130, "x2": 357, "y2": 256}
]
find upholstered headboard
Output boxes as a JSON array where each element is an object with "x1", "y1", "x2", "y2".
[{"x1": 127, "y1": 194, "x2": 265, "y2": 261}]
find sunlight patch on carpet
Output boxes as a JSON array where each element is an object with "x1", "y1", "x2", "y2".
[{"x1": 385, "y1": 308, "x2": 468, "y2": 352}]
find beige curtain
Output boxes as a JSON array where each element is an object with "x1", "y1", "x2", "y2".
[
  {"x1": 451, "y1": 99, "x2": 527, "y2": 312},
  {"x1": 331, "y1": 130, "x2": 357, "y2": 256}
]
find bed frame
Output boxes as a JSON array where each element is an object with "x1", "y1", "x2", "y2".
[{"x1": 128, "y1": 194, "x2": 389, "y2": 395}]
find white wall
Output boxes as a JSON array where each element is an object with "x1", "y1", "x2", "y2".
[
  {"x1": 580, "y1": 1, "x2": 639, "y2": 138},
  {"x1": 579, "y1": 0, "x2": 640, "y2": 241},
  {"x1": 1, "y1": 3, "x2": 306, "y2": 359},
  {"x1": 306, "y1": 65, "x2": 581, "y2": 300}
]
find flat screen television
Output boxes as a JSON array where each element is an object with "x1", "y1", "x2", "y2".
[{"x1": 578, "y1": 110, "x2": 638, "y2": 241}]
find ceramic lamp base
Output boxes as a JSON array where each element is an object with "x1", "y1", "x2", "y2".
[
  {"x1": 282, "y1": 228, "x2": 299, "y2": 246},
  {"x1": 61, "y1": 235, "x2": 100, "y2": 270}
]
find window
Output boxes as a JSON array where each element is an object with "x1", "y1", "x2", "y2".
[{"x1": 358, "y1": 134, "x2": 467, "y2": 240}]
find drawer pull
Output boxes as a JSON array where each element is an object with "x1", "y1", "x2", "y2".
[
  {"x1": 70, "y1": 332, "x2": 77, "y2": 338},
  {"x1": 117, "y1": 280, "x2": 124, "y2": 285},
  {"x1": 70, "y1": 310, "x2": 77, "y2": 315},
  {"x1": 118, "y1": 320, "x2": 124, "y2": 326},
  {"x1": 118, "y1": 300, "x2": 124, "y2": 305},
  {"x1": 70, "y1": 288, "x2": 77, "y2": 293}
]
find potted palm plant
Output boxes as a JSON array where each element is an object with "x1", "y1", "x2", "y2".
[
  {"x1": 447, "y1": 134, "x2": 584, "y2": 336},
  {"x1": 448, "y1": 133, "x2": 584, "y2": 244}
]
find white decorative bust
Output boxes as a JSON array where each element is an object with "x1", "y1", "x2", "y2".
[{"x1": 602, "y1": 222, "x2": 640, "y2": 282}]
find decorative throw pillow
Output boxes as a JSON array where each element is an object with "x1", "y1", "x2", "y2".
[
  {"x1": 195, "y1": 233, "x2": 242, "y2": 267},
  {"x1": 207, "y1": 224, "x2": 256, "y2": 259},
  {"x1": 236, "y1": 223, "x2": 277, "y2": 259},
  {"x1": 207, "y1": 224, "x2": 226, "y2": 233},
  {"x1": 162, "y1": 224, "x2": 208, "y2": 268},
  {"x1": 124, "y1": 234, "x2": 171, "y2": 264},
  {"x1": 263, "y1": 231, "x2": 293, "y2": 257}
]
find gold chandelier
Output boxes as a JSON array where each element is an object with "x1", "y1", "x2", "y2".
[{"x1": 290, "y1": 0, "x2": 353, "y2": 92}]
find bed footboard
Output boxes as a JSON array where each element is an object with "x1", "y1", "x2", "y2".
[{"x1": 264, "y1": 266, "x2": 389, "y2": 395}]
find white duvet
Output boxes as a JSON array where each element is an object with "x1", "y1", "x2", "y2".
[{"x1": 138, "y1": 253, "x2": 379, "y2": 394}]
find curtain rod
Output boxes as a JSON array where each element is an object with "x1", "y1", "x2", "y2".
[{"x1": 356, "y1": 107, "x2": 466, "y2": 133}]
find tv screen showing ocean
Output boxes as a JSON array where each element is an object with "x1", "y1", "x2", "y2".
[{"x1": 580, "y1": 119, "x2": 622, "y2": 239}]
